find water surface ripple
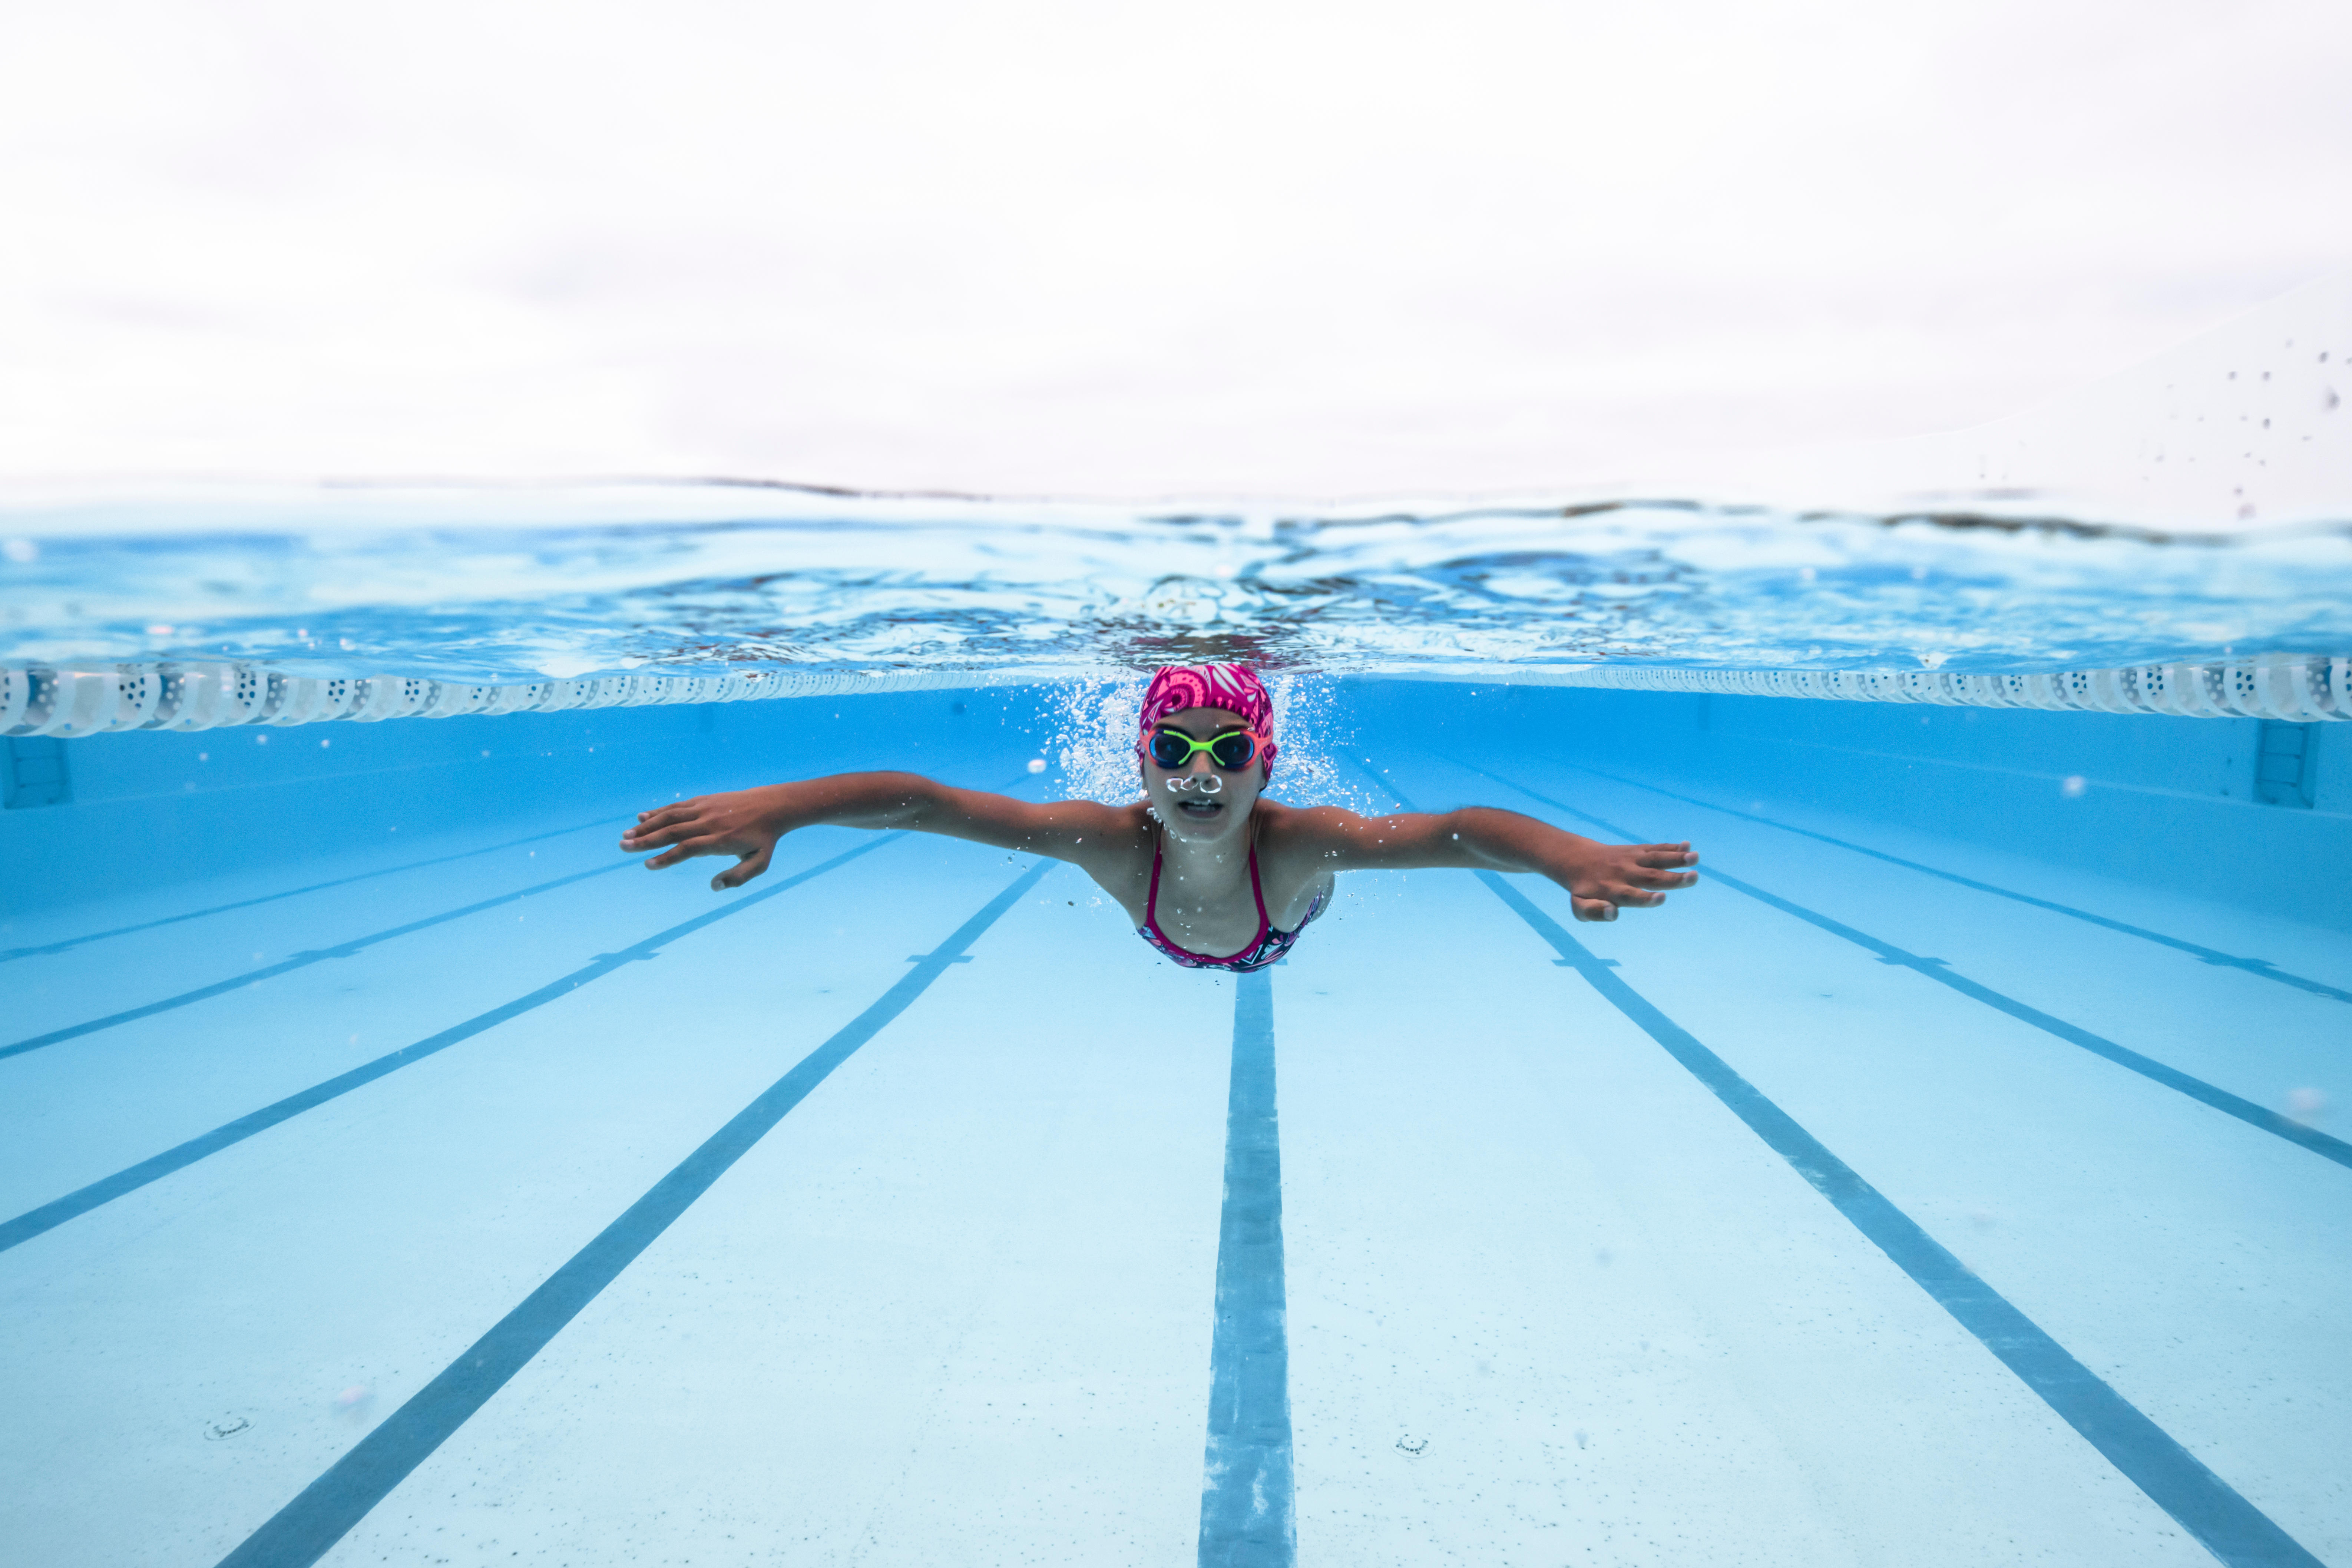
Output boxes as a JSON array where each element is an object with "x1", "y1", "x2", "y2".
[{"x1": 3, "y1": 492, "x2": 2346, "y2": 679}]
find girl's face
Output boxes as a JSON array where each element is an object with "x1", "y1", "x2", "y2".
[{"x1": 1141, "y1": 705, "x2": 1267, "y2": 841}]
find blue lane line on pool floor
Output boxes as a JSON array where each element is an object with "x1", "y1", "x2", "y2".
[
  {"x1": 1448, "y1": 757, "x2": 2352, "y2": 1174},
  {"x1": 0, "y1": 813, "x2": 628, "y2": 965},
  {"x1": 213, "y1": 858, "x2": 1057, "y2": 1568},
  {"x1": 0, "y1": 836, "x2": 901, "y2": 1256},
  {"x1": 1198, "y1": 967, "x2": 1296, "y2": 1568},
  {"x1": 0, "y1": 860, "x2": 635, "y2": 1063},
  {"x1": 1517, "y1": 755, "x2": 2352, "y2": 1006},
  {"x1": 1361, "y1": 764, "x2": 2323, "y2": 1568},
  {"x1": 1473, "y1": 870, "x2": 2323, "y2": 1568}
]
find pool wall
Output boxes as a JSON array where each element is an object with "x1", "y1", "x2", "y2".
[
  {"x1": 1358, "y1": 682, "x2": 2352, "y2": 931},
  {"x1": 0, "y1": 689, "x2": 1051, "y2": 928},
  {"x1": 5, "y1": 681, "x2": 2348, "y2": 931}
]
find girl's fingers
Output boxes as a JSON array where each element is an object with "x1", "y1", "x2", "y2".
[
  {"x1": 644, "y1": 833, "x2": 723, "y2": 870},
  {"x1": 623, "y1": 814, "x2": 703, "y2": 849},
  {"x1": 712, "y1": 846, "x2": 773, "y2": 890}
]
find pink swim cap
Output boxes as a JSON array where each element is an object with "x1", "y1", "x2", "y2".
[{"x1": 1138, "y1": 664, "x2": 1278, "y2": 775}]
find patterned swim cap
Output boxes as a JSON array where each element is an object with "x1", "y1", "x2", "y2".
[{"x1": 1138, "y1": 664, "x2": 1277, "y2": 775}]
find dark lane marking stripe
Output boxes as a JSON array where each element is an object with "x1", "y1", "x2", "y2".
[
  {"x1": 0, "y1": 814, "x2": 626, "y2": 965},
  {"x1": 1197, "y1": 967, "x2": 1296, "y2": 1568},
  {"x1": 1446, "y1": 759, "x2": 2352, "y2": 1173},
  {"x1": 215, "y1": 858, "x2": 1057, "y2": 1568},
  {"x1": 1370, "y1": 765, "x2": 2328, "y2": 1561},
  {"x1": 1, "y1": 860, "x2": 636, "y2": 1062},
  {"x1": 0, "y1": 837, "x2": 901, "y2": 1256},
  {"x1": 1501, "y1": 755, "x2": 2351, "y2": 1006},
  {"x1": 1472, "y1": 870, "x2": 2324, "y2": 1568}
]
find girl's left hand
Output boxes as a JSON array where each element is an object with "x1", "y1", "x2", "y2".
[{"x1": 1562, "y1": 840, "x2": 1699, "y2": 922}]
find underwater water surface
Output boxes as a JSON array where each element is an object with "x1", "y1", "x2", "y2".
[{"x1": 4, "y1": 483, "x2": 2350, "y2": 682}]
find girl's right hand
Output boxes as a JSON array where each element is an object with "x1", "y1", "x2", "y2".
[{"x1": 620, "y1": 786, "x2": 796, "y2": 889}]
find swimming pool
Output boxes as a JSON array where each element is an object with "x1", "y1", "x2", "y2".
[{"x1": 3, "y1": 656, "x2": 2347, "y2": 1566}]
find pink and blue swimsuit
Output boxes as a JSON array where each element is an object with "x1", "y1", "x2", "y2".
[{"x1": 1135, "y1": 833, "x2": 1327, "y2": 973}]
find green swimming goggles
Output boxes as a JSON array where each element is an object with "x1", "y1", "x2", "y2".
[{"x1": 1149, "y1": 726, "x2": 1261, "y2": 770}]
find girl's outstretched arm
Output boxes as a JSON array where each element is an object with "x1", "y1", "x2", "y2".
[
  {"x1": 1277, "y1": 804, "x2": 1697, "y2": 923},
  {"x1": 620, "y1": 771, "x2": 1132, "y2": 890}
]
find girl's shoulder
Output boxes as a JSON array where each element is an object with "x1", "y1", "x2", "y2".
[
  {"x1": 1055, "y1": 797, "x2": 1158, "y2": 864},
  {"x1": 1251, "y1": 797, "x2": 1360, "y2": 860},
  {"x1": 1089, "y1": 798, "x2": 1157, "y2": 835},
  {"x1": 1253, "y1": 797, "x2": 1357, "y2": 838}
]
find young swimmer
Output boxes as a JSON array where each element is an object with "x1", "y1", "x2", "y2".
[{"x1": 618, "y1": 664, "x2": 1699, "y2": 971}]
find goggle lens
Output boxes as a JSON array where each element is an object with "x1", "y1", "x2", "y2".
[{"x1": 1211, "y1": 731, "x2": 1259, "y2": 769}]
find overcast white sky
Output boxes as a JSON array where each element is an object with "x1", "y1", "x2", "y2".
[{"x1": 2, "y1": 0, "x2": 2347, "y2": 497}]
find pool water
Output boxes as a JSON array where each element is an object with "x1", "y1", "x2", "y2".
[{"x1": 2, "y1": 680, "x2": 2346, "y2": 1567}]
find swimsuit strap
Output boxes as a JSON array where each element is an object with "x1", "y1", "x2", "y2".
[
  {"x1": 1146, "y1": 831, "x2": 1164, "y2": 922},
  {"x1": 1142, "y1": 824, "x2": 1271, "y2": 962},
  {"x1": 1142, "y1": 830, "x2": 1179, "y2": 949},
  {"x1": 1245, "y1": 837, "x2": 1271, "y2": 929}
]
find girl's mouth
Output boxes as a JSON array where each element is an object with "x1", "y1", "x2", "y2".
[{"x1": 1175, "y1": 797, "x2": 1224, "y2": 818}]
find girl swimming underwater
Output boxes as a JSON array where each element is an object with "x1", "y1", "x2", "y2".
[{"x1": 618, "y1": 664, "x2": 1699, "y2": 973}]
